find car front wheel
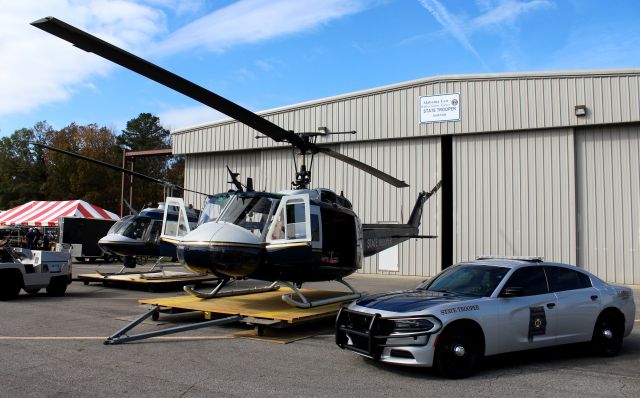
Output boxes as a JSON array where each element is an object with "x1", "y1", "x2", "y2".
[{"x1": 434, "y1": 326, "x2": 482, "y2": 379}]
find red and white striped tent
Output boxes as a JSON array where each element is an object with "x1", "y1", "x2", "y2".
[{"x1": 0, "y1": 200, "x2": 119, "y2": 227}]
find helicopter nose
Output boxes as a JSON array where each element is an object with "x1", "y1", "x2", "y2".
[{"x1": 176, "y1": 222, "x2": 264, "y2": 278}]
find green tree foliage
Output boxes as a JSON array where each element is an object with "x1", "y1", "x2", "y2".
[
  {"x1": 116, "y1": 113, "x2": 171, "y2": 210},
  {"x1": 0, "y1": 113, "x2": 184, "y2": 216},
  {"x1": 0, "y1": 122, "x2": 50, "y2": 208},
  {"x1": 41, "y1": 123, "x2": 121, "y2": 212}
]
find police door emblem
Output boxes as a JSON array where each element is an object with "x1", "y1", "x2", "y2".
[{"x1": 528, "y1": 306, "x2": 547, "y2": 341}]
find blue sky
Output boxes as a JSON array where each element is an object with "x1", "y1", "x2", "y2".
[{"x1": 1, "y1": 0, "x2": 639, "y2": 136}]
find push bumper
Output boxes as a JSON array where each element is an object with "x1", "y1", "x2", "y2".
[{"x1": 335, "y1": 307, "x2": 439, "y2": 367}]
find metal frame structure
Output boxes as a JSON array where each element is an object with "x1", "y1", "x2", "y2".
[{"x1": 120, "y1": 148, "x2": 173, "y2": 217}]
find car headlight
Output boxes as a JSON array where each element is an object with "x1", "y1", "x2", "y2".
[{"x1": 388, "y1": 317, "x2": 440, "y2": 336}]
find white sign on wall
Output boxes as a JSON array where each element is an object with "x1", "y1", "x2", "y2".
[
  {"x1": 420, "y1": 93, "x2": 460, "y2": 123},
  {"x1": 378, "y1": 245, "x2": 399, "y2": 272}
]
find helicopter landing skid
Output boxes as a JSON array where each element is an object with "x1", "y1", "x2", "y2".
[
  {"x1": 279, "y1": 279, "x2": 361, "y2": 309},
  {"x1": 96, "y1": 256, "x2": 167, "y2": 277},
  {"x1": 183, "y1": 280, "x2": 280, "y2": 299}
]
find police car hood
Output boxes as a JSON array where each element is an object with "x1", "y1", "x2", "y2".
[{"x1": 355, "y1": 289, "x2": 477, "y2": 313}]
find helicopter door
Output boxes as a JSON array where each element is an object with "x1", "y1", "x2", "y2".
[
  {"x1": 266, "y1": 194, "x2": 312, "y2": 268},
  {"x1": 266, "y1": 194, "x2": 311, "y2": 243},
  {"x1": 160, "y1": 197, "x2": 192, "y2": 241}
]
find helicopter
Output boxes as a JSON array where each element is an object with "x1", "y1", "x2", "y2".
[
  {"x1": 32, "y1": 17, "x2": 442, "y2": 307},
  {"x1": 31, "y1": 142, "x2": 218, "y2": 271}
]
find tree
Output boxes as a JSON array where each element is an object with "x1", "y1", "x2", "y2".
[
  {"x1": 0, "y1": 122, "x2": 50, "y2": 209},
  {"x1": 41, "y1": 123, "x2": 121, "y2": 212},
  {"x1": 116, "y1": 113, "x2": 172, "y2": 210}
]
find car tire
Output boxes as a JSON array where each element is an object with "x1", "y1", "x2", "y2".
[
  {"x1": 591, "y1": 312, "x2": 623, "y2": 357},
  {"x1": 0, "y1": 271, "x2": 22, "y2": 300},
  {"x1": 435, "y1": 326, "x2": 482, "y2": 379},
  {"x1": 46, "y1": 276, "x2": 68, "y2": 296}
]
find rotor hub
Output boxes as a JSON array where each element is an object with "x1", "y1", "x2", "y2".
[{"x1": 602, "y1": 329, "x2": 613, "y2": 339}]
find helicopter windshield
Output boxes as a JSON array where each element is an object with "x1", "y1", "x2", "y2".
[
  {"x1": 121, "y1": 216, "x2": 152, "y2": 241},
  {"x1": 217, "y1": 195, "x2": 278, "y2": 238},
  {"x1": 107, "y1": 215, "x2": 135, "y2": 235},
  {"x1": 198, "y1": 193, "x2": 232, "y2": 226}
]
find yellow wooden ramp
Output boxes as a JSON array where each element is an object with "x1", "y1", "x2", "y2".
[{"x1": 139, "y1": 288, "x2": 344, "y2": 323}]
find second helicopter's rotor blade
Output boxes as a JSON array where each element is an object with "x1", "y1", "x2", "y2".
[
  {"x1": 31, "y1": 142, "x2": 211, "y2": 197},
  {"x1": 315, "y1": 147, "x2": 409, "y2": 188},
  {"x1": 31, "y1": 17, "x2": 305, "y2": 149}
]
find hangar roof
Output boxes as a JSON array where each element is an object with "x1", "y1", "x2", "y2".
[{"x1": 171, "y1": 69, "x2": 640, "y2": 155}]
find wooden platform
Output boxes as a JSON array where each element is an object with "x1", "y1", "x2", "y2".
[
  {"x1": 139, "y1": 288, "x2": 344, "y2": 324},
  {"x1": 78, "y1": 271, "x2": 218, "y2": 289}
]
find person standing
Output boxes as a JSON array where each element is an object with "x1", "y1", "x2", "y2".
[{"x1": 25, "y1": 228, "x2": 36, "y2": 249}]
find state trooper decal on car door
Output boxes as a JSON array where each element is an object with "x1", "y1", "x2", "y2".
[{"x1": 528, "y1": 306, "x2": 547, "y2": 341}]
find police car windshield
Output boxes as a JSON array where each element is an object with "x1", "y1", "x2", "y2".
[{"x1": 418, "y1": 264, "x2": 509, "y2": 297}]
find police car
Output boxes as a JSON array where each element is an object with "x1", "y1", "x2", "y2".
[{"x1": 335, "y1": 256, "x2": 636, "y2": 378}]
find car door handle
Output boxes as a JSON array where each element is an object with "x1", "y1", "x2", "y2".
[
  {"x1": 590, "y1": 295, "x2": 598, "y2": 301},
  {"x1": 546, "y1": 303, "x2": 556, "y2": 309}
]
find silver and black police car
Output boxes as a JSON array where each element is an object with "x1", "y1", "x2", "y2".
[{"x1": 335, "y1": 256, "x2": 636, "y2": 378}]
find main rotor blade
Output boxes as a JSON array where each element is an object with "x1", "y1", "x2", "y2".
[
  {"x1": 315, "y1": 147, "x2": 409, "y2": 188},
  {"x1": 31, "y1": 17, "x2": 305, "y2": 149},
  {"x1": 31, "y1": 142, "x2": 210, "y2": 197}
]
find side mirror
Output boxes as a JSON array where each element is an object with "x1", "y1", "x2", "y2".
[{"x1": 501, "y1": 286, "x2": 524, "y2": 297}]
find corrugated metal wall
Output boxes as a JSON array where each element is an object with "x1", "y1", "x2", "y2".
[
  {"x1": 452, "y1": 129, "x2": 577, "y2": 265},
  {"x1": 173, "y1": 71, "x2": 640, "y2": 155},
  {"x1": 174, "y1": 70, "x2": 640, "y2": 282},
  {"x1": 576, "y1": 124, "x2": 640, "y2": 284},
  {"x1": 183, "y1": 137, "x2": 442, "y2": 277}
]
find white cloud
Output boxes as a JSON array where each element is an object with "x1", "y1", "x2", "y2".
[
  {"x1": 471, "y1": 0, "x2": 553, "y2": 30},
  {"x1": 159, "y1": 105, "x2": 226, "y2": 131},
  {"x1": 417, "y1": 0, "x2": 552, "y2": 69},
  {"x1": 418, "y1": 0, "x2": 488, "y2": 69},
  {"x1": 0, "y1": 0, "x2": 165, "y2": 116},
  {"x1": 0, "y1": 0, "x2": 370, "y2": 119},
  {"x1": 142, "y1": 0, "x2": 205, "y2": 16},
  {"x1": 154, "y1": 0, "x2": 369, "y2": 55}
]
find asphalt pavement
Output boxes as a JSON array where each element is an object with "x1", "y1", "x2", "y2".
[{"x1": 0, "y1": 262, "x2": 638, "y2": 398}]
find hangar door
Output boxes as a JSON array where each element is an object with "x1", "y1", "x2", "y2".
[
  {"x1": 452, "y1": 129, "x2": 577, "y2": 266},
  {"x1": 576, "y1": 124, "x2": 640, "y2": 284}
]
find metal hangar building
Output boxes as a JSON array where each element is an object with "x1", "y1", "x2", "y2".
[{"x1": 171, "y1": 69, "x2": 640, "y2": 285}]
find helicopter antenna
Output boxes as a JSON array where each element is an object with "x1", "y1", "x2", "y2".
[{"x1": 226, "y1": 166, "x2": 244, "y2": 192}]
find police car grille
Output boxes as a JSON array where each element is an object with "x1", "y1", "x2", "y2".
[{"x1": 343, "y1": 311, "x2": 372, "y2": 333}]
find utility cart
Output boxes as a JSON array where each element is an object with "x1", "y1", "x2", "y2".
[{"x1": 0, "y1": 246, "x2": 72, "y2": 300}]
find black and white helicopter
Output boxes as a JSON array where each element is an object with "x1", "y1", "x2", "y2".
[{"x1": 32, "y1": 17, "x2": 441, "y2": 307}]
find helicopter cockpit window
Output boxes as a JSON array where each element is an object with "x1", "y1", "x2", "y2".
[
  {"x1": 311, "y1": 214, "x2": 320, "y2": 242},
  {"x1": 148, "y1": 220, "x2": 162, "y2": 244},
  {"x1": 121, "y1": 216, "x2": 151, "y2": 241},
  {"x1": 218, "y1": 196, "x2": 277, "y2": 238},
  {"x1": 286, "y1": 201, "x2": 307, "y2": 239},
  {"x1": 198, "y1": 194, "x2": 231, "y2": 226},
  {"x1": 108, "y1": 215, "x2": 135, "y2": 235},
  {"x1": 163, "y1": 211, "x2": 190, "y2": 238}
]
